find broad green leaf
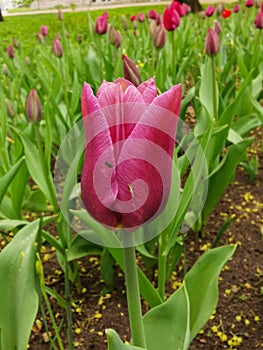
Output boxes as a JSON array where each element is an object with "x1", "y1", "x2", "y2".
[
  {"x1": 0, "y1": 157, "x2": 25, "y2": 205},
  {"x1": 231, "y1": 114, "x2": 260, "y2": 136},
  {"x1": 0, "y1": 220, "x2": 39, "y2": 350},
  {"x1": 0, "y1": 219, "x2": 28, "y2": 231},
  {"x1": 202, "y1": 139, "x2": 253, "y2": 223},
  {"x1": 67, "y1": 234, "x2": 102, "y2": 261},
  {"x1": 106, "y1": 329, "x2": 146, "y2": 350},
  {"x1": 143, "y1": 245, "x2": 235, "y2": 350}
]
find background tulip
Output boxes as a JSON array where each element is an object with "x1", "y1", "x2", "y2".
[
  {"x1": 205, "y1": 6, "x2": 215, "y2": 17},
  {"x1": 153, "y1": 24, "x2": 166, "y2": 48},
  {"x1": 81, "y1": 78, "x2": 182, "y2": 229},
  {"x1": 149, "y1": 9, "x2": 157, "y2": 19},
  {"x1": 138, "y1": 13, "x2": 145, "y2": 22},
  {"x1": 52, "y1": 38, "x2": 63, "y2": 58},
  {"x1": 122, "y1": 54, "x2": 142, "y2": 86},
  {"x1": 255, "y1": 11, "x2": 263, "y2": 28},
  {"x1": 233, "y1": 4, "x2": 240, "y2": 12},
  {"x1": 7, "y1": 45, "x2": 14, "y2": 59},
  {"x1": 245, "y1": 0, "x2": 254, "y2": 7},
  {"x1": 41, "y1": 25, "x2": 48, "y2": 36},
  {"x1": 205, "y1": 28, "x2": 220, "y2": 56},
  {"x1": 222, "y1": 9, "x2": 232, "y2": 18},
  {"x1": 94, "y1": 12, "x2": 108, "y2": 35},
  {"x1": 26, "y1": 89, "x2": 42, "y2": 123},
  {"x1": 163, "y1": 6, "x2": 180, "y2": 31}
]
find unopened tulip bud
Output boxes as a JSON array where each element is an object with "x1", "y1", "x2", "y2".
[
  {"x1": 41, "y1": 25, "x2": 48, "y2": 36},
  {"x1": 153, "y1": 24, "x2": 166, "y2": 49},
  {"x1": 109, "y1": 26, "x2": 117, "y2": 45},
  {"x1": 149, "y1": 19, "x2": 157, "y2": 36},
  {"x1": 94, "y1": 12, "x2": 108, "y2": 34},
  {"x1": 214, "y1": 20, "x2": 222, "y2": 34},
  {"x1": 26, "y1": 89, "x2": 42, "y2": 123},
  {"x1": 156, "y1": 12, "x2": 162, "y2": 25},
  {"x1": 5, "y1": 98, "x2": 15, "y2": 118},
  {"x1": 138, "y1": 13, "x2": 145, "y2": 22},
  {"x1": 130, "y1": 14, "x2": 136, "y2": 22},
  {"x1": 115, "y1": 31, "x2": 121, "y2": 48},
  {"x1": 121, "y1": 15, "x2": 129, "y2": 30},
  {"x1": 13, "y1": 38, "x2": 19, "y2": 48},
  {"x1": 7, "y1": 45, "x2": 14, "y2": 59},
  {"x1": 52, "y1": 38, "x2": 63, "y2": 58},
  {"x1": 255, "y1": 11, "x2": 263, "y2": 29},
  {"x1": 245, "y1": 0, "x2": 253, "y2": 7},
  {"x1": 25, "y1": 56, "x2": 31, "y2": 66},
  {"x1": 36, "y1": 32, "x2": 44, "y2": 43},
  {"x1": 205, "y1": 5, "x2": 215, "y2": 17},
  {"x1": 205, "y1": 28, "x2": 220, "y2": 56},
  {"x1": 216, "y1": 3, "x2": 225, "y2": 16},
  {"x1": 149, "y1": 9, "x2": 157, "y2": 19},
  {"x1": 233, "y1": 4, "x2": 240, "y2": 12},
  {"x1": 122, "y1": 54, "x2": 142, "y2": 87},
  {"x1": 58, "y1": 9, "x2": 63, "y2": 20},
  {"x1": 2, "y1": 65, "x2": 9, "y2": 76}
]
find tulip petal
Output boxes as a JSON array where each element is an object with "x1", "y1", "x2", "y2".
[
  {"x1": 137, "y1": 77, "x2": 158, "y2": 103},
  {"x1": 81, "y1": 83, "x2": 118, "y2": 227}
]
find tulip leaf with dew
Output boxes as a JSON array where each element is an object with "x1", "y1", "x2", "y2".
[
  {"x1": 202, "y1": 138, "x2": 253, "y2": 225},
  {"x1": 0, "y1": 219, "x2": 28, "y2": 231},
  {"x1": 143, "y1": 245, "x2": 236, "y2": 350},
  {"x1": 106, "y1": 329, "x2": 146, "y2": 350},
  {"x1": 0, "y1": 220, "x2": 39, "y2": 350},
  {"x1": 0, "y1": 156, "x2": 25, "y2": 206},
  {"x1": 231, "y1": 113, "x2": 261, "y2": 137}
]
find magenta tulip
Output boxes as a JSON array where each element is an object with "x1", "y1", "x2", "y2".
[
  {"x1": 26, "y1": 89, "x2": 42, "y2": 123},
  {"x1": 214, "y1": 20, "x2": 222, "y2": 35},
  {"x1": 245, "y1": 0, "x2": 254, "y2": 7},
  {"x1": 153, "y1": 24, "x2": 166, "y2": 48},
  {"x1": 94, "y1": 12, "x2": 108, "y2": 35},
  {"x1": 205, "y1": 5, "x2": 215, "y2": 17},
  {"x1": 255, "y1": 11, "x2": 263, "y2": 28},
  {"x1": 205, "y1": 28, "x2": 220, "y2": 56},
  {"x1": 130, "y1": 15, "x2": 136, "y2": 22},
  {"x1": 41, "y1": 25, "x2": 48, "y2": 36},
  {"x1": 52, "y1": 38, "x2": 63, "y2": 58},
  {"x1": 149, "y1": 9, "x2": 157, "y2": 19},
  {"x1": 81, "y1": 78, "x2": 182, "y2": 229},
  {"x1": 163, "y1": 6, "x2": 180, "y2": 31},
  {"x1": 171, "y1": 1, "x2": 186, "y2": 17},
  {"x1": 138, "y1": 13, "x2": 145, "y2": 22},
  {"x1": 233, "y1": 4, "x2": 240, "y2": 12}
]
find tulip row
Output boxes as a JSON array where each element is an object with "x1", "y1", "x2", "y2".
[{"x1": 0, "y1": 1, "x2": 262, "y2": 349}]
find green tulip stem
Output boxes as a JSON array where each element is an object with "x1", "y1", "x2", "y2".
[
  {"x1": 123, "y1": 235, "x2": 146, "y2": 348},
  {"x1": 211, "y1": 56, "x2": 218, "y2": 123},
  {"x1": 158, "y1": 229, "x2": 168, "y2": 301},
  {"x1": 64, "y1": 250, "x2": 73, "y2": 350}
]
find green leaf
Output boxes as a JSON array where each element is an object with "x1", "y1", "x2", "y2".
[
  {"x1": 0, "y1": 220, "x2": 39, "y2": 350},
  {"x1": 0, "y1": 219, "x2": 28, "y2": 231},
  {"x1": 106, "y1": 329, "x2": 146, "y2": 350},
  {"x1": 202, "y1": 138, "x2": 253, "y2": 223},
  {"x1": 143, "y1": 245, "x2": 236, "y2": 350},
  {"x1": 67, "y1": 234, "x2": 102, "y2": 261},
  {"x1": 0, "y1": 157, "x2": 25, "y2": 205}
]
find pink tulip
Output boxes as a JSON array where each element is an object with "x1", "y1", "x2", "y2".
[
  {"x1": 149, "y1": 9, "x2": 157, "y2": 19},
  {"x1": 163, "y1": 6, "x2": 180, "y2": 31},
  {"x1": 41, "y1": 25, "x2": 48, "y2": 36},
  {"x1": 130, "y1": 14, "x2": 136, "y2": 22},
  {"x1": 52, "y1": 38, "x2": 63, "y2": 58},
  {"x1": 138, "y1": 13, "x2": 145, "y2": 22},
  {"x1": 245, "y1": 0, "x2": 254, "y2": 7},
  {"x1": 153, "y1": 24, "x2": 166, "y2": 48},
  {"x1": 214, "y1": 20, "x2": 222, "y2": 34},
  {"x1": 182, "y1": 3, "x2": 191, "y2": 14},
  {"x1": 255, "y1": 11, "x2": 263, "y2": 28},
  {"x1": 81, "y1": 78, "x2": 182, "y2": 229},
  {"x1": 233, "y1": 4, "x2": 240, "y2": 12},
  {"x1": 171, "y1": 1, "x2": 186, "y2": 17},
  {"x1": 205, "y1": 28, "x2": 220, "y2": 56},
  {"x1": 58, "y1": 9, "x2": 63, "y2": 21},
  {"x1": 26, "y1": 89, "x2": 42, "y2": 123},
  {"x1": 205, "y1": 5, "x2": 215, "y2": 17},
  {"x1": 94, "y1": 12, "x2": 108, "y2": 35}
]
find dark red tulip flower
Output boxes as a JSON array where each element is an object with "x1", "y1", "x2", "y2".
[
  {"x1": 163, "y1": 6, "x2": 180, "y2": 31},
  {"x1": 94, "y1": 12, "x2": 108, "y2": 35},
  {"x1": 130, "y1": 14, "x2": 136, "y2": 22},
  {"x1": 222, "y1": 9, "x2": 232, "y2": 18},
  {"x1": 81, "y1": 78, "x2": 182, "y2": 229},
  {"x1": 122, "y1": 54, "x2": 142, "y2": 87},
  {"x1": 171, "y1": 1, "x2": 186, "y2": 17},
  {"x1": 255, "y1": 11, "x2": 263, "y2": 28},
  {"x1": 138, "y1": 13, "x2": 145, "y2": 22}
]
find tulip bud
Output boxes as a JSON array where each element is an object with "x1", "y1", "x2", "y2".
[
  {"x1": 2, "y1": 65, "x2": 9, "y2": 76},
  {"x1": 245, "y1": 0, "x2": 253, "y2": 7},
  {"x1": 149, "y1": 19, "x2": 157, "y2": 36},
  {"x1": 205, "y1": 28, "x2": 220, "y2": 56},
  {"x1": 13, "y1": 38, "x2": 19, "y2": 48},
  {"x1": 109, "y1": 26, "x2": 117, "y2": 45},
  {"x1": 7, "y1": 45, "x2": 14, "y2": 59},
  {"x1": 130, "y1": 14, "x2": 136, "y2": 22},
  {"x1": 153, "y1": 24, "x2": 166, "y2": 49},
  {"x1": 138, "y1": 13, "x2": 145, "y2": 22},
  {"x1": 36, "y1": 32, "x2": 45, "y2": 43},
  {"x1": 149, "y1": 9, "x2": 157, "y2": 19},
  {"x1": 233, "y1": 4, "x2": 240, "y2": 12},
  {"x1": 222, "y1": 9, "x2": 232, "y2": 18},
  {"x1": 156, "y1": 12, "x2": 162, "y2": 26},
  {"x1": 214, "y1": 20, "x2": 222, "y2": 35},
  {"x1": 115, "y1": 31, "x2": 121, "y2": 48},
  {"x1": 25, "y1": 56, "x2": 31, "y2": 66},
  {"x1": 26, "y1": 89, "x2": 42, "y2": 123},
  {"x1": 94, "y1": 12, "x2": 108, "y2": 35},
  {"x1": 121, "y1": 15, "x2": 129, "y2": 30},
  {"x1": 255, "y1": 0, "x2": 261, "y2": 7},
  {"x1": 77, "y1": 34, "x2": 82, "y2": 44},
  {"x1": 255, "y1": 11, "x2": 263, "y2": 29},
  {"x1": 5, "y1": 98, "x2": 15, "y2": 118},
  {"x1": 41, "y1": 25, "x2": 48, "y2": 36},
  {"x1": 216, "y1": 3, "x2": 225, "y2": 16},
  {"x1": 205, "y1": 5, "x2": 215, "y2": 17},
  {"x1": 163, "y1": 6, "x2": 180, "y2": 31},
  {"x1": 58, "y1": 9, "x2": 63, "y2": 21},
  {"x1": 122, "y1": 54, "x2": 142, "y2": 87},
  {"x1": 52, "y1": 38, "x2": 63, "y2": 58}
]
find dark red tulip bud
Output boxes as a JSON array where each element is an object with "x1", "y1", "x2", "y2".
[
  {"x1": 255, "y1": 11, "x2": 263, "y2": 29},
  {"x1": 7, "y1": 45, "x2": 14, "y2": 59},
  {"x1": 153, "y1": 24, "x2": 166, "y2": 49},
  {"x1": 26, "y1": 89, "x2": 42, "y2": 123},
  {"x1": 214, "y1": 20, "x2": 222, "y2": 34},
  {"x1": 205, "y1": 28, "x2": 220, "y2": 56},
  {"x1": 94, "y1": 12, "x2": 108, "y2": 35},
  {"x1": 122, "y1": 54, "x2": 142, "y2": 87},
  {"x1": 149, "y1": 9, "x2": 156, "y2": 19},
  {"x1": 163, "y1": 6, "x2": 180, "y2": 31},
  {"x1": 41, "y1": 25, "x2": 48, "y2": 36},
  {"x1": 58, "y1": 9, "x2": 63, "y2": 21}
]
